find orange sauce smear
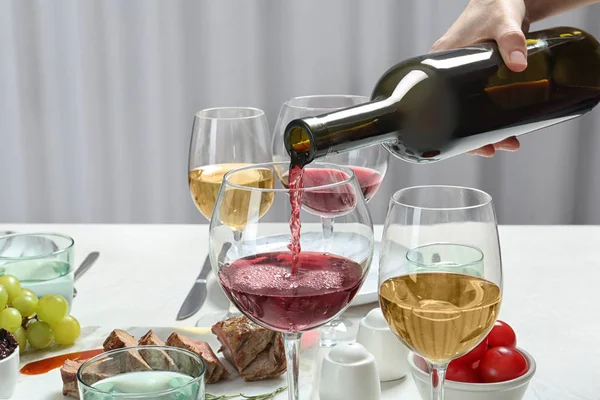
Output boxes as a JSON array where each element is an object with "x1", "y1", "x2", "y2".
[{"x1": 20, "y1": 348, "x2": 103, "y2": 375}]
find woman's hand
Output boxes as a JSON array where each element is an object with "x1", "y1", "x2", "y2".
[{"x1": 432, "y1": 0, "x2": 528, "y2": 157}]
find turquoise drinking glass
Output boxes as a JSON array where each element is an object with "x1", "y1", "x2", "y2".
[
  {"x1": 0, "y1": 233, "x2": 74, "y2": 305},
  {"x1": 405, "y1": 243, "x2": 484, "y2": 277},
  {"x1": 77, "y1": 346, "x2": 206, "y2": 400}
]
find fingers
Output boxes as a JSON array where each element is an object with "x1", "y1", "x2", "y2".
[
  {"x1": 494, "y1": 26, "x2": 528, "y2": 72},
  {"x1": 468, "y1": 145, "x2": 496, "y2": 157},
  {"x1": 469, "y1": 137, "x2": 521, "y2": 157},
  {"x1": 494, "y1": 136, "x2": 520, "y2": 151}
]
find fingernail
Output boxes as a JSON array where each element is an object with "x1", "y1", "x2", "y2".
[{"x1": 509, "y1": 50, "x2": 527, "y2": 67}]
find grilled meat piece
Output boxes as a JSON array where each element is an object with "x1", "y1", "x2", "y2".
[
  {"x1": 211, "y1": 316, "x2": 286, "y2": 381},
  {"x1": 60, "y1": 359, "x2": 112, "y2": 399},
  {"x1": 60, "y1": 359, "x2": 83, "y2": 398},
  {"x1": 102, "y1": 329, "x2": 138, "y2": 351},
  {"x1": 165, "y1": 332, "x2": 229, "y2": 383},
  {"x1": 138, "y1": 329, "x2": 178, "y2": 371},
  {"x1": 102, "y1": 329, "x2": 151, "y2": 371}
]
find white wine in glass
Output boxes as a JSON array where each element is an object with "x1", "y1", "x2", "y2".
[
  {"x1": 189, "y1": 164, "x2": 274, "y2": 230},
  {"x1": 380, "y1": 272, "x2": 501, "y2": 362}
]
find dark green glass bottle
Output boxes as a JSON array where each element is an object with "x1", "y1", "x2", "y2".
[{"x1": 285, "y1": 26, "x2": 600, "y2": 166}]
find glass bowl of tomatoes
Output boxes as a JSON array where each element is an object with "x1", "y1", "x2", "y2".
[{"x1": 407, "y1": 320, "x2": 536, "y2": 400}]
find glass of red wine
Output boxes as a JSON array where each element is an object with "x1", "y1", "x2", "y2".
[
  {"x1": 272, "y1": 94, "x2": 389, "y2": 346},
  {"x1": 209, "y1": 161, "x2": 374, "y2": 400},
  {"x1": 272, "y1": 95, "x2": 389, "y2": 204}
]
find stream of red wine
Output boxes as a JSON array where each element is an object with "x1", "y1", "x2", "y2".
[{"x1": 287, "y1": 165, "x2": 305, "y2": 275}]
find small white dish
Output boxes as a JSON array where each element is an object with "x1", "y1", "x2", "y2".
[
  {"x1": 408, "y1": 348, "x2": 536, "y2": 400},
  {"x1": 356, "y1": 308, "x2": 409, "y2": 381},
  {"x1": 319, "y1": 342, "x2": 380, "y2": 400},
  {"x1": 0, "y1": 344, "x2": 19, "y2": 399}
]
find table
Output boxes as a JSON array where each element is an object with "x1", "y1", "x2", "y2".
[{"x1": 1, "y1": 223, "x2": 596, "y2": 400}]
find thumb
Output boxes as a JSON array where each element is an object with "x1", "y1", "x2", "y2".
[{"x1": 495, "y1": 25, "x2": 528, "y2": 72}]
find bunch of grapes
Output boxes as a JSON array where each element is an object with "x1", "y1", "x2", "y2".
[{"x1": 0, "y1": 275, "x2": 80, "y2": 352}]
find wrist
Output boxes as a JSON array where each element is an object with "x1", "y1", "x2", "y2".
[{"x1": 524, "y1": 0, "x2": 599, "y2": 23}]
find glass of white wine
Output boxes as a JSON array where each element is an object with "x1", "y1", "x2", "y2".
[
  {"x1": 378, "y1": 185, "x2": 503, "y2": 400},
  {"x1": 187, "y1": 107, "x2": 272, "y2": 322}
]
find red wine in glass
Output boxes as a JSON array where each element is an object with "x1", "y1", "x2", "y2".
[
  {"x1": 219, "y1": 251, "x2": 364, "y2": 332},
  {"x1": 282, "y1": 167, "x2": 360, "y2": 218},
  {"x1": 282, "y1": 167, "x2": 382, "y2": 204},
  {"x1": 347, "y1": 166, "x2": 383, "y2": 202}
]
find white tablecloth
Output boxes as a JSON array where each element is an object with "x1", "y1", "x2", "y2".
[{"x1": 1, "y1": 224, "x2": 596, "y2": 400}]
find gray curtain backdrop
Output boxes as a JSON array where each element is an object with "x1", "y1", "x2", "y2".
[{"x1": 1, "y1": 0, "x2": 599, "y2": 225}]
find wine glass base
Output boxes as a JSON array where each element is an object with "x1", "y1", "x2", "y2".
[
  {"x1": 319, "y1": 317, "x2": 355, "y2": 347},
  {"x1": 194, "y1": 311, "x2": 237, "y2": 327},
  {"x1": 195, "y1": 306, "x2": 243, "y2": 328}
]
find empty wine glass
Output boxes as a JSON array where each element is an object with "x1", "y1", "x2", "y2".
[
  {"x1": 209, "y1": 161, "x2": 374, "y2": 400},
  {"x1": 378, "y1": 185, "x2": 503, "y2": 400},
  {"x1": 187, "y1": 107, "x2": 272, "y2": 322},
  {"x1": 272, "y1": 94, "x2": 390, "y2": 346}
]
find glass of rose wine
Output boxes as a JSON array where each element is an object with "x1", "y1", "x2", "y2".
[
  {"x1": 210, "y1": 161, "x2": 374, "y2": 400},
  {"x1": 378, "y1": 185, "x2": 503, "y2": 400},
  {"x1": 272, "y1": 94, "x2": 389, "y2": 346},
  {"x1": 188, "y1": 107, "x2": 273, "y2": 321}
]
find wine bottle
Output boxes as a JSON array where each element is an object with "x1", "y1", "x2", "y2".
[{"x1": 284, "y1": 26, "x2": 600, "y2": 165}]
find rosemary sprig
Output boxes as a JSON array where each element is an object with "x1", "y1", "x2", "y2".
[
  {"x1": 206, "y1": 386, "x2": 287, "y2": 400},
  {"x1": 205, "y1": 395, "x2": 239, "y2": 400}
]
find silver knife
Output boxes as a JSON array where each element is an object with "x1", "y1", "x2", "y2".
[
  {"x1": 177, "y1": 243, "x2": 231, "y2": 321},
  {"x1": 74, "y1": 252, "x2": 100, "y2": 281}
]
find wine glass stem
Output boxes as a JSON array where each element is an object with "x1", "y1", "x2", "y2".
[
  {"x1": 430, "y1": 363, "x2": 448, "y2": 400},
  {"x1": 233, "y1": 230, "x2": 243, "y2": 256},
  {"x1": 321, "y1": 217, "x2": 334, "y2": 252},
  {"x1": 283, "y1": 332, "x2": 302, "y2": 400},
  {"x1": 227, "y1": 230, "x2": 245, "y2": 318},
  {"x1": 319, "y1": 217, "x2": 337, "y2": 345}
]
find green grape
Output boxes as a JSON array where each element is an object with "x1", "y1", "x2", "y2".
[
  {"x1": 27, "y1": 321, "x2": 54, "y2": 349},
  {"x1": 21, "y1": 288, "x2": 36, "y2": 297},
  {"x1": 0, "y1": 275, "x2": 21, "y2": 304},
  {"x1": 52, "y1": 315, "x2": 81, "y2": 345},
  {"x1": 37, "y1": 294, "x2": 69, "y2": 325},
  {"x1": 0, "y1": 307, "x2": 22, "y2": 332},
  {"x1": 0, "y1": 285, "x2": 8, "y2": 309},
  {"x1": 13, "y1": 326, "x2": 27, "y2": 352},
  {"x1": 12, "y1": 292, "x2": 39, "y2": 317}
]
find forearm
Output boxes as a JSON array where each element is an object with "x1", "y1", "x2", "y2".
[{"x1": 525, "y1": 0, "x2": 599, "y2": 22}]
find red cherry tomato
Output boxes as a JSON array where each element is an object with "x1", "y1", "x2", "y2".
[
  {"x1": 487, "y1": 320, "x2": 517, "y2": 348},
  {"x1": 414, "y1": 355, "x2": 429, "y2": 373},
  {"x1": 478, "y1": 347, "x2": 528, "y2": 383},
  {"x1": 446, "y1": 362, "x2": 480, "y2": 383},
  {"x1": 453, "y1": 338, "x2": 488, "y2": 367}
]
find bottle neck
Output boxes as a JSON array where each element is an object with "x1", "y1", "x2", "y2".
[{"x1": 284, "y1": 99, "x2": 399, "y2": 166}]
